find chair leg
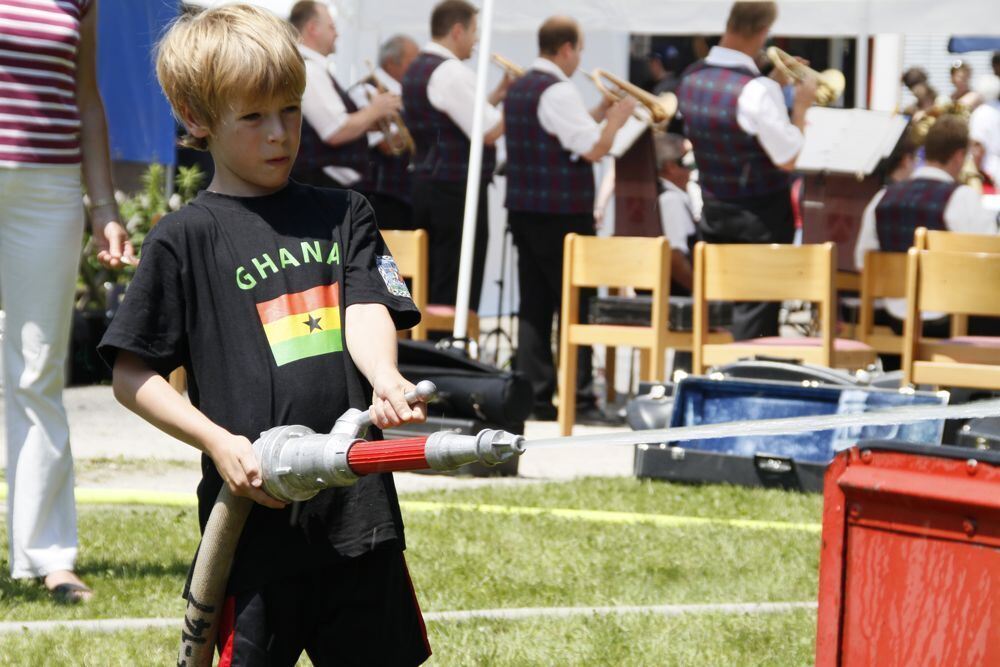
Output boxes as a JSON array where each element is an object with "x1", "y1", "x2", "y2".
[
  {"x1": 469, "y1": 313, "x2": 480, "y2": 344},
  {"x1": 557, "y1": 341, "x2": 578, "y2": 437},
  {"x1": 604, "y1": 345, "x2": 617, "y2": 404},
  {"x1": 650, "y1": 345, "x2": 666, "y2": 383},
  {"x1": 638, "y1": 348, "x2": 652, "y2": 382}
]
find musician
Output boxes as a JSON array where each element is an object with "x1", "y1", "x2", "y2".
[
  {"x1": 970, "y1": 74, "x2": 1000, "y2": 187},
  {"x1": 289, "y1": 1, "x2": 400, "y2": 189},
  {"x1": 854, "y1": 116, "x2": 999, "y2": 328},
  {"x1": 901, "y1": 67, "x2": 946, "y2": 117},
  {"x1": 653, "y1": 133, "x2": 697, "y2": 295},
  {"x1": 402, "y1": 0, "x2": 510, "y2": 312},
  {"x1": 677, "y1": 1, "x2": 816, "y2": 340},
  {"x1": 504, "y1": 15, "x2": 635, "y2": 420},
  {"x1": 351, "y1": 35, "x2": 420, "y2": 230}
]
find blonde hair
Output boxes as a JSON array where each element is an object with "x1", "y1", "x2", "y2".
[{"x1": 156, "y1": 4, "x2": 306, "y2": 151}]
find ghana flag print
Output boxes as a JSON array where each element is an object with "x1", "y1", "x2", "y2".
[{"x1": 256, "y1": 284, "x2": 343, "y2": 366}]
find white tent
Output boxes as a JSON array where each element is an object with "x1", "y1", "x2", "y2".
[
  {"x1": 195, "y1": 1, "x2": 1000, "y2": 36},
  {"x1": 188, "y1": 0, "x2": 1000, "y2": 325}
]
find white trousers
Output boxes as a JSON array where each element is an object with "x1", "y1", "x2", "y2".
[{"x1": 0, "y1": 165, "x2": 85, "y2": 578}]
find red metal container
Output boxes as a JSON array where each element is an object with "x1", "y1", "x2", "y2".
[{"x1": 816, "y1": 442, "x2": 1000, "y2": 667}]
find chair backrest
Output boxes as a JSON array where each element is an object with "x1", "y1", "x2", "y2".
[
  {"x1": 859, "y1": 251, "x2": 908, "y2": 340},
  {"x1": 693, "y1": 242, "x2": 836, "y2": 369},
  {"x1": 380, "y1": 229, "x2": 428, "y2": 338},
  {"x1": 695, "y1": 242, "x2": 835, "y2": 303},
  {"x1": 565, "y1": 234, "x2": 670, "y2": 291},
  {"x1": 906, "y1": 248, "x2": 1000, "y2": 318},
  {"x1": 915, "y1": 227, "x2": 1000, "y2": 253}
]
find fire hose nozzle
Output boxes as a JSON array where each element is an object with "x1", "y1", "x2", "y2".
[{"x1": 425, "y1": 428, "x2": 525, "y2": 470}]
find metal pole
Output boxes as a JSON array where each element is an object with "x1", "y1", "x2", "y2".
[
  {"x1": 855, "y1": 2, "x2": 870, "y2": 109},
  {"x1": 452, "y1": 0, "x2": 496, "y2": 347}
]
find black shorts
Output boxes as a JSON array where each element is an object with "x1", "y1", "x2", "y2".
[{"x1": 216, "y1": 548, "x2": 431, "y2": 666}]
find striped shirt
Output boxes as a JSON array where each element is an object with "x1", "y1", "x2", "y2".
[{"x1": 0, "y1": 0, "x2": 91, "y2": 167}]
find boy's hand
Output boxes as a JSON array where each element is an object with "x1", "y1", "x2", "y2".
[
  {"x1": 206, "y1": 433, "x2": 287, "y2": 509},
  {"x1": 369, "y1": 369, "x2": 428, "y2": 430}
]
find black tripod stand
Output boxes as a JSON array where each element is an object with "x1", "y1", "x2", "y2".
[{"x1": 480, "y1": 220, "x2": 517, "y2": 369}]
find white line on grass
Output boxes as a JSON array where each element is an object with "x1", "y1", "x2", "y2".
[{"x1": 0, "y1": 602, "x2": 816, "y2": 635}]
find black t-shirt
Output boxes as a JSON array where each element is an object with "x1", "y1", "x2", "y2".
[{"x1": 99, "y1": 182, "x2": 420, "y2": 594}]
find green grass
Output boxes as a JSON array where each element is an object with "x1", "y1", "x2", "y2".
[
  {"x1": 0, "y1": 478, "x2": 823, "y2": 664},
  {"x1": 0, "y1": 610, "x2": 818, "y2": 666},
  {"x1": 402, "y1": 476, "x2": 824, "y2": 523}
]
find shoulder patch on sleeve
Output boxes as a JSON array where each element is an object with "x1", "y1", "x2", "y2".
[{"x1": 376, "y1": 256, "x2": 411, "y2": 298}]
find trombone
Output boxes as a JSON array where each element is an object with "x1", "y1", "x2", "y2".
[
  {"x1": 363, "y1": 59, "x2": 415, "y2": 156},
  {"x1": 765, "y1": 47, "x2": 845, "y2": 107},
  {"x1": 491, "y1": 53, "x2": 525, "y2": 79},
  {"x1": 586, "y1": 68, "x2": 677, "y2": 125}
]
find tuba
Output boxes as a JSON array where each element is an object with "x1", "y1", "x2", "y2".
[
  {"x1": 363, "y1": 60, "x2": 415, "y2": 156},
  {"x1": 491, "y1": 53, "x2": 525, "y2": 79},
  {"x1": 587, "y1": 68, "x2": 677, "y2": 125},
  {"x1": 766, "y1": 47, "x2": 845, "y2": 107}
]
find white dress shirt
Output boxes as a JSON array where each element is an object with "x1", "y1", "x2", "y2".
[
  {"x1": 423, "y1": 42, "x2": 502, "y2": 139},
  {"x1": 970, "y1": 100, "x2": 1000, "y2": 184},
  {"x1": 658, "y1": 179, "x2": 697, "y2": 252},
  {"x1": 298, "y1": 45, "x2": 361, "y2": 186},
  {"x1": 349, "y1": 68, "x2": 402, "y2": 148},
  {"x1": 530, "y1": 58, "x2": 603, "y2": 157},
  {"x1": 854, "y1": 165, "x2": 1000, "y2": 319},
  {"x1": 703, "y1": 46, "x2": 804, "y2": 167}
]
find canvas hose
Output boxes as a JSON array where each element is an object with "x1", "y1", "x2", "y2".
[{"x1": 178, "y1": 396, "x2": 1000, "y2": 666}]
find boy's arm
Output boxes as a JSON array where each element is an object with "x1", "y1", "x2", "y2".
[
  {"x1": 111, "y1": 351, "x2": 285, "y2": 509},
  {"x1": 344, "y1": 303, "x2": 427, "y2": 430}
]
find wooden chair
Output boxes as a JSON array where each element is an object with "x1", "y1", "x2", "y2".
[
  {"x1": 382, "y1": 229, "x2": 479, "y2": 343},
  {"x1": 857, "y1": 251, "x2": 908, "y2": 355},
  {"x1": 692, "y1": 242, "x2": 876, "y2": 374},
  {"x1": 556, "y1": 234, "x2": 730, "y2": 436},
  {"x1": 902, "y1": 248, "x2": 1000, "y2": 390},
  {"x1": 914, "y1": 227, "x2": 1000, "y2": 338}
]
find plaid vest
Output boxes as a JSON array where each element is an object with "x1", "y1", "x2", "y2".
[
  {"x1": 678, "y1": 62, "x2": 791, "y2": 200},
  {"x1": 292, "y1": 74, "x2": 373, "y2": 187},
  {"x1": 874, "y1": 178, "x2": 956, "y2": 251},
  {"x1": 504, "y1": 70, "x2": 595, "y2": 214},
  {"x1": 372, "y1": 150, "x2": 413, "y2": 204},
  {"x1": 402, "y1": 52, "x2": 496, "y2": 182}
]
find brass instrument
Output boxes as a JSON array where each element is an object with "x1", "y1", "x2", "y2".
[
  {"x1": 364, "y1": 60, "x2": 414, "y2": 156},
  {"x1": 907, "y1": 101, "x2": 982, "y2": 190},
  {"x1": 491, "y1": 53, "x2": 525, "y2": 79},
  {"x1": 587, "y1": 68, "x2": 677, "y2": 125},
  {"x1": 766, "y1": 46, "x2": 845, "y2": 107}
]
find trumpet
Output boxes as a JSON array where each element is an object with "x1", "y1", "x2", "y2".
[
  {"x1": 491, "y1": 53, "x2": 525, "y2": 79},
  {"x1": 587, "y1": 68, "x2": 677, "y2": 125},
  {"x1": 765, "y1": 47, "x2": 845, "y2": 107},
  {"x1": 364, "y1": 60, "x2": 415, "y2": 156}
]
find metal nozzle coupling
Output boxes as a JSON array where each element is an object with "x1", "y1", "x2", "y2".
[
  {"x1": 254, "y1": 425, "x2": 360, "y2": 503},
  {"x1": 424, "y1": 429, "x2": 525, "y2": 471}
]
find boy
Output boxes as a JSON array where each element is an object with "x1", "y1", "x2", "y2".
[{"x1": 98, "y1": 6, "x2": 431, "y2": 665}]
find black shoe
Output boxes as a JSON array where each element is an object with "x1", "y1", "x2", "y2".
[
  {"x1": 529, "y1": 404, "x2": 558, "y2": 421},
  {"x1": 575, "y1": 404, "x2": 625, "y2": 426}
]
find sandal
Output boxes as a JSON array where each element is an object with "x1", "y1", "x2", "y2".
[{"x1": 48, "y1": 582, "x2": 93, "y2": 605}]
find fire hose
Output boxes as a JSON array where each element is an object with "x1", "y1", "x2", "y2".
[{"x1": 178, "y1": 381, "x2": 524, "y2": 667}]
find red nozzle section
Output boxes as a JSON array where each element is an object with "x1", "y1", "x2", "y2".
[{"x1": 347, "y1": 437, "x2": 429, "y2": 475}]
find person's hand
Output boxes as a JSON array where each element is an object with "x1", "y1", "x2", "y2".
[
  {"x1": 606, "y1": 98, "x2": 637, "y2": 128},
  {"x1": 593, "y1": 205, "x2": 607, "y2": 230},
  {"x1": 369, "y1": 369, "x2": 427, "y2": 429},
  {"x1": 91, "y1": 217, "x2": 136, "y2": 269},
  {"x1": 793, "y1": 75, "x2": 819, "y2": 108},
  {"x1": 206, "y1": 432, "x2": 287, "y2": 509},
  {"x1": 369, "y1": 92, "x2": 402, "y2": 119},
  {"x1": 769, "y1": 55, "x2": 810, "y2": 86}
]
